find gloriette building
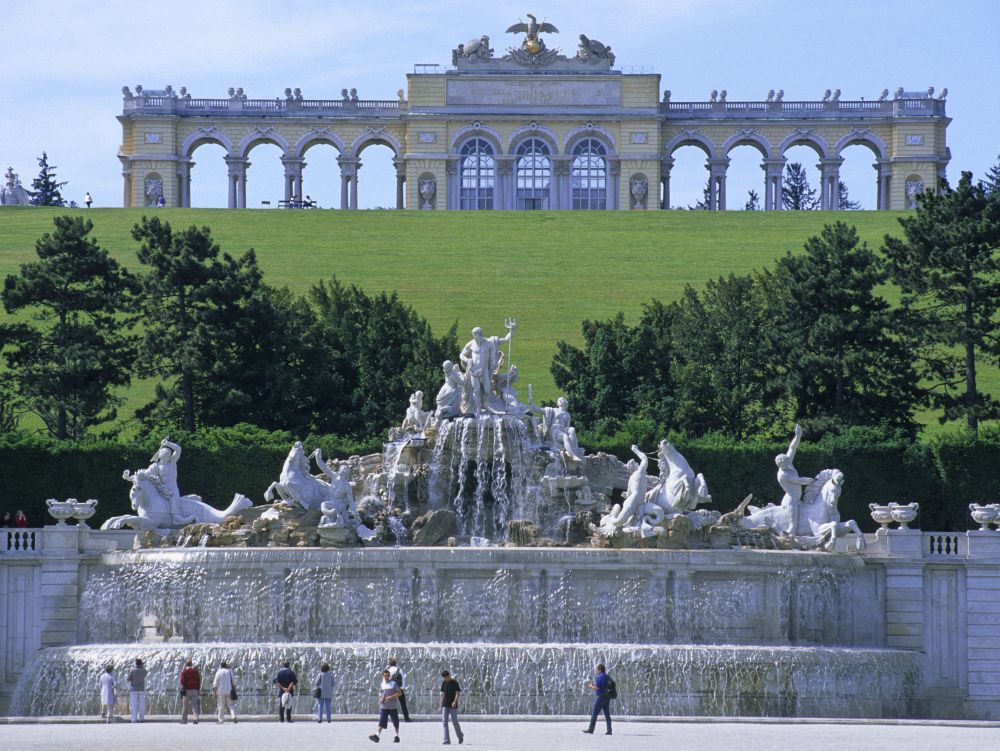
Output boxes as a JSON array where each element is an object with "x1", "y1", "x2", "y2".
[{"x1": 118, "y1": 15, "x2": 950, "y2": 210}]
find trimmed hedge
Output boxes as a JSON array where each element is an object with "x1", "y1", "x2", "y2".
[{"x1": 1, "y1": 426, "x2": 995, "y2": 532}]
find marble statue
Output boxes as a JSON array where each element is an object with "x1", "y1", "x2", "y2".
[
  {"x1": 101, "y1": 438, "x2": 251, "y2": 534},
  {"x1": 645, "y1": 440, "x2": 711, "y2": 513},
  {"x1": 418, "y1": 177, "x2": 436, "y2": 209},
  {"x1": 435, "y1": 360, "x2": 470, "y2": 419},
  {"x1": 630, "y1": 177, "x2": 648, "y2": 209},
  {"x1": 264, "y1": 441, "x2": 331, "y2": 511},
  {"x1": 312, "y1": 450, "x2": 358, "y2": 528},
  {"x1": 456, "y1": 35, "x2": 493, "y2": 62},
  {"x1": 597, "y1": 445, "x2": 649, "y2": 534},
  {"x1": 401, "y1": 391, "x2": 431, "y2": 434},
  {"x1": 905, "y1": 179, "x2": 924, "y2": 209},
  {"x1": 459, "y1": 323, "x2": 515, "y2": 414},
  {"x1": 1, "y1": 167, "x2": 31, "y2": 206},
  {"x1": 532, "y1": 396, "x2": 584, "y2": 462}
]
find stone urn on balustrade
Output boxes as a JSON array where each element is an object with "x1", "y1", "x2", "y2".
[{"x1": 969, "y1": 503, "x2": 1000, "y2": 531}]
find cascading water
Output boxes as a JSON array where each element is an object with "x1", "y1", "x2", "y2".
[{"x1": 11, "y1": 547, "x2": 920, "y2": 718}]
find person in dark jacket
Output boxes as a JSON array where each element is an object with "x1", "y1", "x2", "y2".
[{"x1": 273, "y1": 660, "x2": 298, "y2": 722}]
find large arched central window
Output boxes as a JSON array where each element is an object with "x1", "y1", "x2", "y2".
[
  {"x1": 515, "y1": 138, "x2": 551, "y2": 210},
  {"x1": 459, "y1": 138, "x2": 495, "y2": 210},
  {"x1": 571, "y1": 138, "x2": 608, "y2": 210}
]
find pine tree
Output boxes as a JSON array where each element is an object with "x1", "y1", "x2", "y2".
[
  {"x1": 768, "y1": 222, "x2": 922, "y2": 435},
  {"x1": 983, "y1": 154, "x2": 1000, "y2": 195},
  {"x1": 837, "y1": 180, "x2": 861, "y2": 210},
  {"x1": 744, "y1": 189, "x2": 761, "y2": 211},
  {"x1": 781, "y1": 162, "x2": 818, "y2": 210},
  {"x1": 29, "y1": 152, "x2": 67, "y2": 206},
  {"x1": 884, "y1": 172, "x2": 1000, "y2": 431},
  {"x1": 1, "y1": 216, "x2": 135, "y2": 439},
  {"x1": 689, "y1": 178, "x2": 712, "y2": 210}
]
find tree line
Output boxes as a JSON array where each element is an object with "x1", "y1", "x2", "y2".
[
  {"x1": 555, "y1": 171, "x2": 1000, "y2": 440},
  {"x1": 0, "y1": 216, "x2": 456, "y2": 440}
]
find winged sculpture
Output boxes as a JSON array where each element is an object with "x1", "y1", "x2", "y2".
[{"x1": 506, "y1": 13, "x2": 558, "y2": 54}]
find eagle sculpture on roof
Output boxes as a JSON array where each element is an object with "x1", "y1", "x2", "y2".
[{"x1": 506, "y1": 14, "x2": 558, "y2": 54}]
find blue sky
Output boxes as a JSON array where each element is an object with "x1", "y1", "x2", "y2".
[{"x1": 2, "y1": 0, "x2": 997, "y2": 209}]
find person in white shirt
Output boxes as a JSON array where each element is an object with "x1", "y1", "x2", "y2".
[
  {"x1": 211, "y1": 660, "x2": 238, "y2": 724},
  {"x1": 99, "y1": 665, "x2": 116, "y2": 723}
]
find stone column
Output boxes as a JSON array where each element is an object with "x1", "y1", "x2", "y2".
[
  {"x1": 608, "y1": 159, "x2": 621, "y2": 210},
  {"x1": 225, "y1": 157, "x2": 248, "y2": 209},
  {"x1": 495, "y1": 159, "x2": 514, "y2": 211},
  {"x1": 875, "y1": 160, "x2": 892, "y2": 210},
  {"x1": 819, "y1": 158, "x2": 844, "y2": 210},
  {"x1": 281, "y1": 157, "x2": 305, "y2": 203},
  {"x1": 762, "y1": 158, "x2": 786, "y2": 210},
  {"x1": 445, "y1": 159, "x2": 459, "y2": 210},
  {"x1": 337, "y1": 157, "x2": 359, "y2": 210},
  {"x1": 394, "y1": 158, "x2": 406, "y2": 210},
  {"x1": 660, "y1": 157, "x2": 674, "y2": 209},
  {"x1": 552, "y1": 159, "x2": 570, "y2": 210},
  {"x1": 707, "y1": 158, "x2": 729, "y2": 211}
]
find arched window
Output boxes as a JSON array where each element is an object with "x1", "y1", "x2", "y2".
[
  {"x1": 571, "y1": 139, "x2": 608, "y2": 209},
  {"x1": 515, "y1": 138, "x2": 551, "y2": 210},
  {"x1": 459, "y1": 138, "x2": 495, "y2": 210}
]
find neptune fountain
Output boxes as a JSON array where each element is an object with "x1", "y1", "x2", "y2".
[{"x1": 9, "y1": 321, "x2": 917, "y2": 719}]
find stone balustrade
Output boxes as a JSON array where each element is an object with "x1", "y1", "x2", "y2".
[
  {"x1": 123, "y1": 96, "x2": 404, "y2": 117},
  {"x1": 662, "y1": 98, "x2": 946, "y2": 119}
]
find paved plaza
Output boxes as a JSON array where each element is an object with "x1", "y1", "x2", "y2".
[{"x1": 1, "y1": 718, "x2": 998, "y2": 751}]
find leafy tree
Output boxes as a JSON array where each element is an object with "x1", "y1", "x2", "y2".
[
  {"x1": 671, "y1": 272, "x2": 784, "y2": 439},
  {"x1": 769, "y1": 222, "x2": 922, "y2": 436},
  {"x1": 983, "y1": 154, "x2": 1000, "y2": 195},
  {"x1": 0, "y1": 373, "x2": 22, "y2": 434},
  {"x1": 837, "y1": 180, "x2": 861, "y2": 210},
  {"x1": 551, "y1": 303, "x2": 676, "y2": 431},
  {"x1": 29, "y1": 152, "x2": 67, "y2": 207},
  {"x1": 744, "y1": 189, "x2": 760, "y2": 211},
  {"x1": 782, "y1": 162, "x2": 818, "y2": 210},
  {"x1": 306, "y1": 278, "x2": 458, "y2": 438},
  {"x1": 884, "y1": 172, "x2": 1000, "y2": 431},
  {"x1": 1, "y1": 216, "x2": 135, "y2": 438}
]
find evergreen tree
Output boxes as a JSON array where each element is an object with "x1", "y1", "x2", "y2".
[
  {"x1": 29, "y1": 152, "x2": 67, "y2": 206},
  {"x1": 0, "y1": 373, "x2": 22, "y2": 434},
  {"x1": 983, "y1": 154, "x2": 1000, "y2": 195},
  {"x1": 837, "y1": 180, "x2": 861, "y2": 210},
  {"x1": 671, "y1": 272, "x2": 784, "y2": 439},
  {"x1": 782, "y1": 162, "x2": 818, "y2": 210},
  {"x1": 689, "y1": 178, "x2": 712, "y2": 210},
  {"x1": 1, "y1": 216, "x2": 135, "y2": 439},
  {"x1": 884, "y1": 172, "x2": 1000, "y2": 431},
  {"x1": 744, "y1": 189, "x2": 760, "y2": 211},
  {"x1": 132, "y1": 217, "x2": 231, "y2": 432},
  {"x1": 769, "y1": 222, "x2": 922, "y2": 435}
]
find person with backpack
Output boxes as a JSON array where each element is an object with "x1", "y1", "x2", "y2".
[
  {"x1": 211, "y1": 660, "x2": 238, "y2": 724},
  {"x1": 386, "y1": 658, "x2": 411, "y2": 722},
  {"x1": 582, "y1": 663, "x2": 614, "y2": 735}
]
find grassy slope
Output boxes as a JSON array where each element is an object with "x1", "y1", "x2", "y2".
[{"x1": 0, "y1": 207, "x2": 972, "y2": 430}]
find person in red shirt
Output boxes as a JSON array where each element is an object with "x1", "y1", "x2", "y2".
[
  {"x1": 14, "y1": 510, "x2": 28, "y2": 528},
  {"x1": 179, "y1": 659, "x2": 201, "y2": 724}
]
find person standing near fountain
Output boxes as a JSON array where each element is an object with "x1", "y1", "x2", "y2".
[
  {"x1": 386, "y1": 658, "x2": 410, "y2": 722},
  {"x1": 126, "y1": 658, "x2": 147, "y2": 723},
  {"x1": 98, "y1": 665, "x2": 116, "y2": 723},
  {"x1": 179, "y1": 659, "x2": 201, "y2": 724},
  {"x1": 273, "y1": 660, "x2": 298, "y2": 722},
  {"x1": 211, "y1": 660, "x2": 238, "y2": 724},
  {"x1": 315, "y1": 662, "x2": 334, "y2": 723},
  {"x1": 369, "y1": 669, "x2": 402, "y2": 743},
  {"x1": 583, "y1": 663, "x2": 612, "y2": 735},
  {"x1": 440, "y1": 669, "x2": 464, "y2": 745}
]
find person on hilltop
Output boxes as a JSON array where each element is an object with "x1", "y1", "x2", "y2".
[
  {"x1": 440, "y1": 669, "x2": 464, "y2": 745},
  {"x1": 127, "y1": 657, "x2": 147, "y2": 723},
  {"x1": 179, "y1": 659, "x2": 201, "y2": 724},
  {"x1": 85, "y1": 192, "x2": 93, "y2": 208},
  {"x1": 368, "y1": 669, "x2": 402, "y2": 744},
  {"x1": 212, "y1": 659, "x2": 238, "y2": 724},
  {"x1": 273, "y1": 660, "x2": 298, "y2": 722}
]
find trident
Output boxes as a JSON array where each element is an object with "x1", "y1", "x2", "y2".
[{"x1": 504, "y1": 317, "x2": 516, "y2": 414}]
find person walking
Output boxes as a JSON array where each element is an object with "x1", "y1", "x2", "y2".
[
  {"x1": 273, "y1": 660, "x2": 298, "y2": 722},
  {"x1": 212, "y1": 660, "x2": 238, "y2": 724},
  {"x1": 440, "y1": 669, "x2": 464, "y2": 745},
  {"x1": 315, "y1": 662, "x2": 334, "y2": 723},
  {"x1": 85, "y1": 192, "x2": 93, "y2": 208},
  {"x1": 99, "y1": 665, "x2": 116, "y2": 723},
  {"x1": 368, "y1": 669, "x2": 401, "y2": 744},
  {"x1": 127, "y1": 658, "x2": 147, "y2": 723},
  {"x1": 179, "y1": 659, "x2": 201, "y2": 724},
  {"x1": 386, "y1": 658, "x2": 411, "y2": 722},
  {"x1": 582, "y1": 663, "x2": 612, "y2": 735}
]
